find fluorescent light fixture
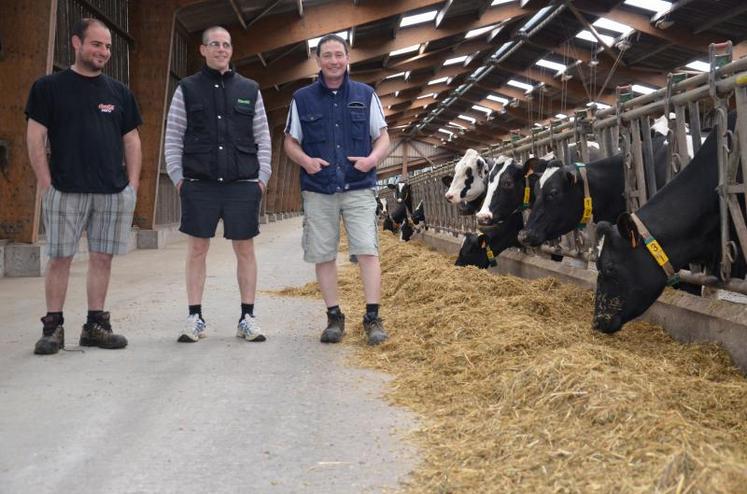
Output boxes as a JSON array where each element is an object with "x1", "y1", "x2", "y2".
[
  {"x1": 458, "y1": 114, "x2": 477, "y2": 124},
  {"x1": 592, "y1": 17, "x2": 634, "y2": 36},
  {"x1": 555, "y1": 113, "x2": 568, "y2": 119},
  {"x1": 587, "y1": 101, "x2": 612, "y2": 110},
  {"x1": 438, "y1": 128, "x2": 454, "y2": 135},
  {"x1": 493, "y1": 41, "x2": 514, "y2": 59},
  {"x1": 400, "y1": 10, "x2": 437, "y2": 28},
  {"x1": 576, "y1": 29, "x2": 615, "y2": 45},
  {"x1": 456, "y1": 84, "x2": 468, "y2": 93},
  {"x1": 444, "y1": 55, "x2": 468, "y2": 66},
  {"x1": 686, "y1": 60, "x2": 709, "y2": 72},
  {"x1": 385, "y1": 71, "x2": 406, "y2": 80},
  {"x1": 520, "y1": 5, "x2": 552, "y2": 32},
  {"x1": 535, "y1": 59, "x2": 567, "y2": 73},
  {"x1": 507, "y1": 79, "x2": 534, "y2": 91},
  {"x1": 632, "y1": 84, "x2": 657, "y2": 95},
  {"x1": 389, "y1": 44, "x2": 420, "y2": 57},
  {"x1": 308, "y1": 31, "x2": 348, "y2": 49},
  {"x1": 491, "y1": 0, "x2": 515, "y2": 5},
  {"x1": 470, "y1": 66, "x2": 489, "y2": 79},
  {"x1": 623, "y1": 0, "x2": 671, "y2": 15},
  {"x1": 449, "y1": 122, "x2": 466, "y2": 129},
  {"x1": 465, "y1": 24, "x2": 497, "y2": 39},
  {"x1": 416, "y1": 93, "x2": 436, "y2": 100},
  {"x1": 472, "y1": 105, "x2": 493, "y2": 115},
  {"x1": 486, "y1": 94, "x2": 509, "y2": 105},
  {"x1": 427, "y1": 77, "x2": 449, "y2": 85}
]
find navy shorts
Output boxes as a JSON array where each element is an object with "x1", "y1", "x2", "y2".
[{"x1": 179, "y1": 180, "x2": 261, "y2": 240}]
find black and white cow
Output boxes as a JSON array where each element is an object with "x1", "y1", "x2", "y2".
[
  {"x1": 387, "y1": 182, "x2": 412, "y2": 226},
  {"x1": 443, "y1": 149, "x2": 508, "y2": 215},
  {"x1": 454, "y1": 214, "x2": 525, "y2": 268},
  {"x1": 411, "y1": 200, "x2": 425, "y2": 225},
  {"x1": 593, "y1": 112, "x2": 743, "y2": 333}
]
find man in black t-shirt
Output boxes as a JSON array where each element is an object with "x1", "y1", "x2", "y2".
[{"x1": 25, "y1": 18, "x2": 142, "y2": 355}]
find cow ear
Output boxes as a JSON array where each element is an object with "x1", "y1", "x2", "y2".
[
  {"x1": 441, "y1": 175, "x2": 453, "y2": 187},
  {"x1": 387, "y1": 183, "x2": 396, "y2": 190},
  {"x1": 616, "y1": 213, "x2": 640, "y2": 249},
  {"x1": 565, "y1": 165, "x2": 580, "y2": 185},
  {"x1": 476, "y1": 157, "x2": 487, "y2": 177}
]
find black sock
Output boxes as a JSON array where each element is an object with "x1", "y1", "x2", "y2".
[
  {"x1": 189, "y1": 305, "x2": 203, "y2": 322},
  {"x1": 365, "y1": 304, "x2": 379, "y2": 320},
  {"x1": 46, "y1": 312, "x2": 64, "y2": 325},
  {"x1": 86, "y1": 310, "x2": 104, "y2": 324},
  {"x1": 327, "y1": 305, "x2": 341, "y2": 315},
  {"x1": 241, "y1": 303, "x2": 254, "y2": 321}
]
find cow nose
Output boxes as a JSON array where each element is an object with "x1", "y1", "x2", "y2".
[
  {"x1": 445, "y1": 192, "x2": 454, "y2": 202},
  {"x1": 517, "y1": 229, "x2": 530, "y2": 245},
  {"x1": 476, "y1": 211, "x2": 492, "y2": 223}
]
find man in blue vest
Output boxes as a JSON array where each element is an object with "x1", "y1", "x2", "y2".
[
  {"x1": 164, "y1": 26, "x2": 272, "y2": 344},
  {"x1": 284, "y1": 34, "x2": 390, "y2": 345}
]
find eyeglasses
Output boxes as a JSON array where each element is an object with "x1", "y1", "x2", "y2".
[{"x1": 205, "y1": 40, "x2": 232, "y2": 49}]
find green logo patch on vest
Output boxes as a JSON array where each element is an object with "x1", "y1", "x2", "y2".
[{"x1": 237, "y1": 98, "x2": 252, "y2": 105}]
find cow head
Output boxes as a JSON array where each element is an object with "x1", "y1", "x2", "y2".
[
  {"x1": 455, "y1": 233, "x2": 491, "y2": 269},
  {"x1": 400, "y1": 218, "x2": 414, "y2": 242},
  {"x1": 444, "y1": 149, "x2": 493, "y2": 204},
  {"x1": 411, "y1": 200, "x2": 425, "y2": 225},
  {"x1": 593, "y1": 215, "x2": 668, "y2": 333},
  {"x1": 387, "y1": 182, "x2": 412, "y2": 224},
  {"x1": 475, "y1": 157, "x2": 549, "y2": 226},
  {"x1": 518, "y1": 160, "x2": 582, "y2": 246}
]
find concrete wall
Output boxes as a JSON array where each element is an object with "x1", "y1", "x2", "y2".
[{"x1": 418, "y1": 229, "x2": 747, "y2": 374}]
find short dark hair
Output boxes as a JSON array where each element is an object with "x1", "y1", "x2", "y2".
[
  {"x1": 202, "y1": 26, "x2": 230, "y2": 45},
  {"x1": 316, "y1": 34, "x2": 349, "y2": 57},
  {"x1": 72, "y1": 18, "x2": 108, "y2": 42}
]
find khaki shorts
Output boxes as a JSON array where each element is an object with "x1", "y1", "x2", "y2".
[
  {"x1": 301, "y1": 189, "x2": 378, "y2": 263},
  {"x1": 43, "y1": 185, "x2": 137, "y2": 258}
]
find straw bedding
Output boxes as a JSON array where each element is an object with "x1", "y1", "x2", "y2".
[{"x1": 274, "y1": 232, "x2": 747, "y2": 493}]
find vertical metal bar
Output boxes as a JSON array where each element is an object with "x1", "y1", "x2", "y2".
[
  {"x1": 630, "y1": 118, "x2": 648, "y2": 206},
  {"x1": 674, "y1": 104, "x2": 691, "y2": 167},
  {"x1": 689, "y1": 100, "x2": 703, "y2": 155},
  {"x1": 640, "y1": 116, "x2": 657, "y2": 197}
]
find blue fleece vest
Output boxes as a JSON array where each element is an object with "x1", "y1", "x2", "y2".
[{"x1": 293, "y1": 72, "x2": 375, "y2": 194}]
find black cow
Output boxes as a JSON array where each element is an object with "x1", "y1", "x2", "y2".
[
  {"x1": 593, "y1": 112, "x2": 743, "y2": 333},
  {"x1": 454, "y1": 214, "x2": 525, "y2": 268}
]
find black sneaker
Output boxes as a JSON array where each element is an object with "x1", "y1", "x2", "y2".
[
  {"x1": 34, "y1": 315, "x2": 65, "y2": 355},
  {"x1": 79, "y1": 312, "x2": 128, "y2": 349},
  {"x1": 320, "y1": 310, "x2": 345, "y2": 343},
  {"x1": 363, "y1": 315, "x2": 388, "y2": 346}
]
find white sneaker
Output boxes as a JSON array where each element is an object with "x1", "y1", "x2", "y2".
[
  {"x1": 236, "y1": 314, "x2": 266, "y2": 342},
  {"x1": 179, "y1": 314, "x2": 206, "y2": 343}
]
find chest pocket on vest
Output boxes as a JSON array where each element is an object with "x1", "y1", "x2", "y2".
[
  {"x1": 300, "y1": 114, "x2": 326, "y2": 144},
  {"x1": 188, "y1": 103, "x2": 208, "y2": 132},
  {"x1": 233, "y1": 103, "x2": 254, "y2": 140},
  {"x1": 349, "y1": 111, "x2": 367, "y2": 140}
]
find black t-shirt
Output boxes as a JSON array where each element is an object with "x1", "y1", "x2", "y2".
[{"x1": 25, "y1": 69, "x2": 142, "y2": 193}]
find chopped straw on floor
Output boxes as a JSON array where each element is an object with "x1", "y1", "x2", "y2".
[{"x1": 273, "y1": 231, "x2": 747, "y2": 493}]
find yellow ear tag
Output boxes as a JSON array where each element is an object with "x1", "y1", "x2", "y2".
[
  {"x1": 523, "y1": 186, "x2": 530, "y2": 204},
  {"x1": 644, "y1": 238, "x2": 670, "y2": 267}
]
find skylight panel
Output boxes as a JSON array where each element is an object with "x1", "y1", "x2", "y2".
[
  {"x1": 632, "y1": 84, "x2": 657, "y2": 95},
  {"x1": 449, "y1": 122, "x2": 466, "y2": 130},
  {"x1": 507, "y1": 79, "x2": 534, "y2": 91},
  {"x1": 465, "y1": 24, "x2": 498, "y2": 39},
  {"x1": 389, "y1": 44, "x2": 420, "y2": 57},
  {"x1": 444, "y1": 55, "x2": 468, "y2": 66},
  {"x1": 520, "y1": 6, "x2": 552, "y2": 32},
  {"x1": 428, "y1": 77, "x2": 449, "y2": 85},
  {"x1": 472, "y1": 105, "x2": 493, "y2": 115},
  {"x1": 555, "y1": 113, "x2": 568, "y2": 119},
  {"x1": 491, "y1": 0, "x2": 515, "y2": 5},
  {"x1": 493, "y1": 41, "x2": 514, "y2": 59},
  {"x1": 394, "y1": 91, "x2": 400, "y2": 98},
  {"x1": 458, "y1": 114, "x2": 477, "y2": 124},
  {"x1": 535, "y1": 59, "x2": 567, "y2": 73},
  {"x1": 400, "y1": 10, "x2": 438, "y2": 28},
  {"x1": 437, "y1": 128, "x2": 454, "y2": 135},
  {"x1": 623, "y1": 0, "x2": 671, "y2": 15},
  {"x1": 486, "y1": 94, "x2": 509, "y2": 105},
  {"x1": 308, "y1": 31, "x2": 348, "y2": 49},
  {"x1": 592, "y1": 17, "x2": 634, "y2": 36},
  {"x1": 416, "y1": 93, "x2": 436, "y2": 100},
  {"x1": 575, "y1": 29, "x2": 615, "y2": 46},
  {"x1": 686, "y1": 60, "x2": 709, "y2": 72},
  {"x1": 587, "y1": 101, "x2": 612, "y2": 110},
  {"x1": 385, "y1": 71, "x2": 406, "y2": 80},
  {"x1": 470, "y1": 66, "x2": 489, "y2": 79}
]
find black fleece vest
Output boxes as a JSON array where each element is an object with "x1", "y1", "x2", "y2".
[{"x1": 180, "y1": 66, "x2": 259, "y2": 182}]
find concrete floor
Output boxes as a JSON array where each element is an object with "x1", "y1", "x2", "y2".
[{"x1": 0, "y1": 217, "x2": 418, "y2": 494}]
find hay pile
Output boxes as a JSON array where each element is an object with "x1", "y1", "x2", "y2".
[{"x1": 277, "y1": 232, "x2": 747, "y2": 493}]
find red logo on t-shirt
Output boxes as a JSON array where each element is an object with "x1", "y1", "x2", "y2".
[{"x1": 98, "y1": 103, "x2": 116, "y2": 113}]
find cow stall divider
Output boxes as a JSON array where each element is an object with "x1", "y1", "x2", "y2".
[{"x1": 382, "y1": 42, "x2": 747, "y2": 296}]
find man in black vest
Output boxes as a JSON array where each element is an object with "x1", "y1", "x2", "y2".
[{"x1": 164, "y1": 26, "x2": 272, "y2": 344}]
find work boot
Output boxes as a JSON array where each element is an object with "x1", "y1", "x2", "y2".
[
  {"x1": 34, "y1": 315, "x2": 65, "y2": 355},
  {"x1": 79, "y1": 312, "x2": 128, "y2": 349},
  {"x1": 320, "y1": 310, "x2": 345, "y2": 343},
  {"x1": 363, "y1": 313, "x2": 388, "y2": 346}
]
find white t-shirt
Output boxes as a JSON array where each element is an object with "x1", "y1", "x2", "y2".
[{"x1": 285, "y1": 92, "x2": 387, "y2": 143}]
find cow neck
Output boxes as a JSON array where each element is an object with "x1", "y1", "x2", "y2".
[
  {"x1": 575, "y1": 163, "x2": 593, "y2": 228},
  {"x1": 629, "y1": 213, "x2": 680, "y2": 286}
]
